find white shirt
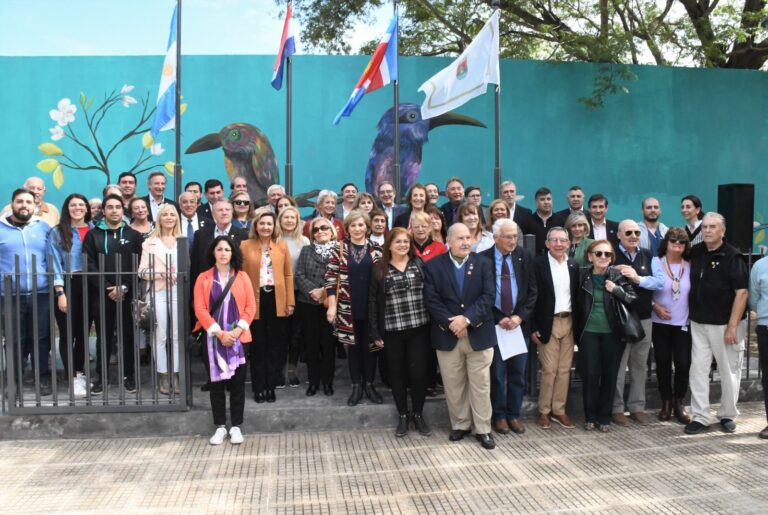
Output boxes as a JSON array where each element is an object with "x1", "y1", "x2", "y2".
[
  {"x1": 591, "y1": 219, "x2": 607, "y2": 241},
  {"x1": 214, "y1": 223, "x2": 232, "y2": 238},
  {"x1": 184, "y1": 214, "x2": 201, "y2": 232},
  {"x1": 548, "y1": 252, "x2": 571, "y2": 314},
  {"x1": 383, "y1": 206, "x2": 394, "y2": 230},
  {"x1": 149, "y1": 195, "x2": 165, "y2": 221}
]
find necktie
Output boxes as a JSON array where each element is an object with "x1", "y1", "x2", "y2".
[
  {"x1": 187, "y1": 218, "x2": 194, "y2": 252},
  {"x1": 501, "y1": 256, "x2": 514, "y2": 315}
]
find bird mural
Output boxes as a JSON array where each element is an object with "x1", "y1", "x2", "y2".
[
  {"x1": 365, "y1": 103, "x2": 486, "y2": 196},
  {"x1": 185, "y1": 123, "x2": 278, "y2": 205}
]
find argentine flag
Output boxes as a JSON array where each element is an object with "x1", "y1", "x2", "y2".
[{"x1": 151, "y1": 5, "x2": 178, "y2": 137}]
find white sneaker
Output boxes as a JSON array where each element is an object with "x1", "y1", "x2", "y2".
[
  {"x1": 209, "y1": 427, "x2": 227, "y2": 446},
  {"x1": 229, "y1": 426, "x2": 244, "y2": 445},
  {"x1": 73, "y1": 374, "x2": 87, "y2": 398}
]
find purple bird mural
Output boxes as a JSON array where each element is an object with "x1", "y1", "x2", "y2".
[{"x1": 365, "y1": 103, "x2": 486, "y2": 196}]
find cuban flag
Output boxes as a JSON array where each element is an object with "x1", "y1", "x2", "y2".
[
  {"x1": 271, "y1": 2, "x2": 297, "y2": 90},
  {"x1": 333, "y1": 14, "x2": 398, "y2": 125},
  {"x1": 150, "y1": 5, "x2": 178, "y2": 137}
]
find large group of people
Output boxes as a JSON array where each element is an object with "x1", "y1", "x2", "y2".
[{"x1": 1, "y1": 172, "x2": 766, "y2": 449}]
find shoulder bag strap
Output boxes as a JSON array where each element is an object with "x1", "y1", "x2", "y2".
[{"x1": 209, "y1": 273, "x2": 237, "y2": 320}]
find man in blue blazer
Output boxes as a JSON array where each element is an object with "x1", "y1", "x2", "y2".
[
  {"x1": 480, "y1": 219, "x2": 538, "y2": 435},
  {"x1": 424, "y1": 223, "x2": 497, "y2": 450}
]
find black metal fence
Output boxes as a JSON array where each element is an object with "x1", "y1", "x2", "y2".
[{"x1": 0, "y1": 241, "x2": 191, "y2": 414}]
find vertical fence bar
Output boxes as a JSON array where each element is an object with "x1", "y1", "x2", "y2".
[
  {"x1": 115, "y1": 253, "x2": 125, "y2": 404},
  {"x1": 98, "y1": 253, "x2": 108, "y2": 403},
  {"x1": 0, "y1": 285, "x2": 4, "y2": 413},
  {"x1": 64, "y1": 255, "x2": 74, "y2": 404},
  {"x1": 3, "y1": 276, "x2": 14, "y2": 411},
  {"x1": 82, "y1": 254, "x2": 93, "y2": 405},
  {"x1": 176, "y1": 234, "x2": 190, "y2": 407},
  {"x1": 131, "y1": 253, "x2": 141, "y2": 404},
  {"x1": 31, "y1": 255, "x2": 41, "y2": 405},
  {"x1": 14, "y1": 257, "x2": 23, "y2": 408},
  {"x1": 46, "y1": 256, "x2": 58, "y2": 406}
]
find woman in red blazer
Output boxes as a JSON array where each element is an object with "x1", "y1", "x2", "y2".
[{"x1": 194, "y1": 236, "x2": 257, "y2": 446}]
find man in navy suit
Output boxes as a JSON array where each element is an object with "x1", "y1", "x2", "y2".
[
  {"x1": 480, "y1": 219, "x2": 537, "y2": 435},
  {"x1": 141, "y1": 171, "x2": 179, "y2": 223},
  {"x1": 587, "y1": 193, "x2": 619, "y2": 248},
  {"x1": 531, "y1": 226, "x2": 580, "y2": 430},
  {"x1": 424, "y1": 223, "x2": 497, "y2": 449}
]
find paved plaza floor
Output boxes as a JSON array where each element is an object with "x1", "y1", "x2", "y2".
[{"x1": 1, "y1": 402, "x2": 767, "y2": 514}]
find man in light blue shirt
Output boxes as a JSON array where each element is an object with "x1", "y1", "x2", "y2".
[{"x1": 748, "y1": 254, "x2": 768, "y2": 439}]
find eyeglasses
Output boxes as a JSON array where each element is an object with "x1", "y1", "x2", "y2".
[
  {"x1": 668, "y1": 238, "x2": 689, "y2": 244},
  {"x1": 233, "y1": 200, "x2": 250, "y2": 206},
  {"x1": 312, "y1": 225, "x2": 331, "y2": 233},
  {"x1": 591, "y1": 250, "x2": 613, "y2": 258},
  {"x1": 624, "y1": 230, "x2": 641, "y2": 237}
]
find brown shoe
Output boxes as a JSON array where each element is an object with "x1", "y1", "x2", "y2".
[
  {"x1": 551, "y1": 414, "x2": 576, "y2": 429},
  {"x1": 673, "y1": 399, "x2": 691, "y2": 425},
  {"x1": 630, "y1": 411, "x2": 649, "y2": 426},
  {"x1": 508, "y1": 419, "x2": 526, "y2": 434},
  {"x1": 612, "y1": 413, "x2": 630, "y2": 427},
  {"x1": 658, "y1": 400, "x2": 671, "y2": 421},
  {"x1": 760, "y1": 425, "x2": 768, "y2": 440},
  {"x1": 493, "y1": 419, "x2": 510, "y2": 435},
  {"x1": 537, "y1": 413, "x2": 551, "y2": 429}
]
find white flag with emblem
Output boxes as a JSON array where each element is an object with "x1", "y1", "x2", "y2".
[{"x1": 418, "y1": 11, "x2": 499, "y2": 120}]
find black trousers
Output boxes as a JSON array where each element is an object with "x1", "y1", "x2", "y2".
[
  {"x1": 206, "y1": 342, "x2": 246, "y2": 426},
  {"x1": 385, "y1": 325, "x2": 431, "y2": 415},
  {"x1": 758, "y1": 325, "x2": 768, "y2": 422},
  {"x1": 54, "y1": 273, "x2": 90, "y2": 378},
  {"x1": 348, "y1": 320, "x2": 377, "y2": 384},
  {"x1": 302, "y1": 302, "x2": 335, "y2": 386},
  {"x1": 579, "y1": 331, "x2": 625, "y2": 425},
  {"x1": 92, "y1": 292, "x2": 135, "y2": 383},
  {"x1": 249, "y1": 290, "x2": 287, "y2": 392},
  {"x1": 652, "y1": 322, "x2": 692, "y2": 400},
  {"x1": 287, "y1": 299, "x2": 304, "y2": 367}
]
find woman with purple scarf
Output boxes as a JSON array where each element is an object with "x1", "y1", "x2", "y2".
[{"x1": 194, "y1": 236, "x2": 257, "y2": 446}]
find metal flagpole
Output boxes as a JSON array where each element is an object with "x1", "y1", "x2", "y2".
[
  {"x1": 492, "y1": 0, "x2": 501, "y2": 198},
  {"x1": 173, "y1": 0, "x2": 182, "y2": 201},
  {"x1": 285, "y1": 53, "x2": 293, "y2": 195},
  {"x1": 393, "y1": 0, "x2": 400, "y2": 203}
]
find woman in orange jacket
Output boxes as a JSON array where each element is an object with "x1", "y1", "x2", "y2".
[
  {"x1": 241, "y1": 208, "x2": 295, "y2": 403},
  {"x1": 194, "y1": 236, "x2": 257, "y2": 445}
]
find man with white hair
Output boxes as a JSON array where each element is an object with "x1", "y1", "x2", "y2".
[
  {"x1": 424, "y1": 223, "x2": 498, "y2": 449},
  {"x1": 685, "y1": 212, "x2": 749, "y2": 435},
  {"x1": 267, "y1": 184, "x2": 286, "y2": 212},
  {"x1": 302, "y1": 189, "x2": 345, "y2": 239},
  {"x1": 2, "y1": 177, "x2": 60, "y2": 226},
  {"x1": 480, "y1": 219, "x2": 537, "y2": 435}
]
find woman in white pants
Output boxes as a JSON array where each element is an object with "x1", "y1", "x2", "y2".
[{"x1": 139, "y1": 204, "x2": 181, "y2": 395}]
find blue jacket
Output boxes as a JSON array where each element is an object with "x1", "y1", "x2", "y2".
[
  {"x1": 423, "y1": 251, "x2": 497, "y2": 351},
  {"x1": 47, "y1": 223, "x2": 93, "y2": 287},
  {"x1": 0, "y1": 215, "x2": 51, "y2": 294}
]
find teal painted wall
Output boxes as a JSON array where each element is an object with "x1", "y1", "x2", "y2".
[{"x1": 3, "y1": 55, "x2": 767, "y2": 245}]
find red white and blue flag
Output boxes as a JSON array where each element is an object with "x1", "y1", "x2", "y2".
[
  {"x1": 333, "y1": 14, "x2": 398, "y2": 125},
  {"x1": 271, "y1": 3, "x2": 297, "y2": 90}
]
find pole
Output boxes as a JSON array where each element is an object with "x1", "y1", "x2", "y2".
[
  {"x1": 285, "y1": 54, "x2": 293, "y2": 195},
  {"x1": 492, "y1": 0, "x2": 501, "y2": 199},
  {"x1": 173, "y1": 0, "x2": 182, "y2": 201},
  {"x1": 393, "y1": 0, "x2": 401, "y2": 203}
]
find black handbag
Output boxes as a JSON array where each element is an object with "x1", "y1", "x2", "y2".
[
  {"x1": 187, "y1": 274, "x2": 237, "y2": 356},
  {"x1": 132, "y1": 281, "x2": 155, "y2": 332},
  {"x1": 613, "y1": 299, "x2": 645, "y2": 343}
]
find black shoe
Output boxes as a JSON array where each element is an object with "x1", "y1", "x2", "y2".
[
  {"x1": 124, "y1": 377, "x2": 136, "y2": 393},
  {"x1": 306, "y1": 384, "x2": 318, "y2": 396},
  {"x1": 365, "y1": 383, "x2": 383, "y2": 404},
  {"x1": 425, "y1": 388, "x2": 436, "y2": 398},
  {"x1": 412, "y1": 413, "x2": 432, "y2": 436},
  {"x1": 685, "y1": 421, "x2": 709, "y2": 435},
  {"x1": 266, "y1": 389, "x2": 276, "y2": 402},
  {"x1": 323, "y1": 383, "x2": 334, "y2": 396},
  {"x1": 39, "y1": 378, "x2": 52, "y2": 396},
  {"x1": 289, "y1": 376, "x2": 301, "y2": 388},
  {"x1": 476, "y1": 433, "x2": 496, "y2": 450},
  {"x1": 200, "y1": 381, "x2": 211, "y2": 392},
  {"x1": 720, "y1": 418, "x2": 737, "y2": 433},
  {"x1": 395, "y1": 414, "x2": 410, "y2": 438},
  {"x1": 449, "y1": 429, "x2": 471, "y2": 441},
  {"x1": 347, "y1": 384, "x2": 362, "y2": 406},
  {"x1": 254, "y1": 391, "x2": 265, "y2": 403},
  {"x1": 91, "y1": 382, "x2": 104, "y2": 395}
]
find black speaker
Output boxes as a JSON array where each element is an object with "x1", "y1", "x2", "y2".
[{"x1": 717, "y1": 184, "x2": 754, "y2": 251}]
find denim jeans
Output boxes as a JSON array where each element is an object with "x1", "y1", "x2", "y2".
[
  {"x1": 5, "y1": 293, "x2": 51, "y2": 380},
  {"x1": 490, "y1": 345, "x2": 527, "y2": 421}
]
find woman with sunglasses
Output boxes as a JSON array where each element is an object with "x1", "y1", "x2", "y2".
[
  {"x1": 230, "y1": 191, "x2": 254, "y2": 231},
  {"x1": 650, "y1": 228, "x2": 692, "y2": 423},
  {"x1": 295, "y1": 218, "x2": 338, "y2": 395},
  {"x1": 575, "y1": 240, "x2": 639, "y2": 432}
]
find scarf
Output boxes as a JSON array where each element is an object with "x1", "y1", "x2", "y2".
[
  {"x1": 207, "y1": 267, "x2": 246, "y2": 382},
  {"x1": 313, "y1": 241, "x2": 335, "y2": 260}
]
